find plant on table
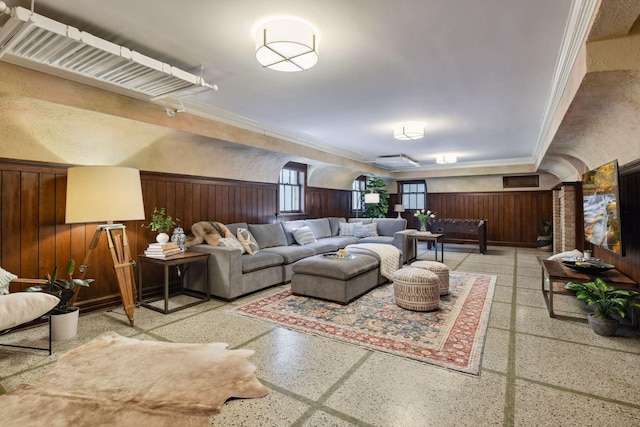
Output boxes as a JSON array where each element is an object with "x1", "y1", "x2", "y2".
[
  {"x1": 143, "y1": 207, "x2": 178, "y2": 233},
  {"x1": 25, "y1": 259, "x2": 93, "y2": 314},
  {"x1": 414, "y1": 209, "x2": 436, "y2": 232},
  {"x1": 564, "y1": 277, "x2": 640, "y2": 336}
]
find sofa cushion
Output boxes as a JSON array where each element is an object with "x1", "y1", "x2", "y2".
[
  {"x1": 281, "y1": 220, "x2": 307, "y2": 246},
  {"x1": 319, "y1": 236, "x2": 359, "y2": 248},
  {"x1": 262, "y1": 246, "x2": 316, "y2": 264},
  {"x1": 349, "y1": 218, "x2": 372, "y2": 224},
  {"x1": 354, "y1": 223, "x2": 378, "y2": 238},
  {"x1": 237, "y1": 228, "x2": 259, "y2": 255},
  {"x1": 305, "y1": 218, "x2": 332, "y2": 239},
  {"x1": 248, "y1": 223, "x2": 287, "y2": 249},
  {"x1": 219, "y1": 237, "x2": 245, "y2": 253},
  {"x1": 358, "y1": 235, "x2": 394, "y2": 245},
  {"x1": 339, "y1": 222, "x2": 361, "y2": 236},
  {"x1": 241, "y1": 252, "x2": 284, "y2": 273},
  {"x1": 292, "y1": 226, "x2": 316, "y2": 245},
  {"x1": 226, "y1": 222, "x2": 248, "y2": 237},
  {"x1": 0, "y1": 292, "x2": 60, "y2": 330},
  {"x1": 303, "y1": 240, "x2": 340, "y2": 253},
  {"x1": 327, "y1": 217, "x2": 346, "y2": 237},
  {"x1": 373, "y1": 218, "x2": 407, "y2": 236}
]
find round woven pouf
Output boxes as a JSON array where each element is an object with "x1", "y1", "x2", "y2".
[
  {"x1": 410, "y1": 260, "x2": 450, "y2": 295},
  {"x1": 392, "y1": 267, "x2": 440, "y2": 311}
]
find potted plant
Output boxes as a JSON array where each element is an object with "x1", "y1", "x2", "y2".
[
  {"x1": 25, "y1": 259, "x2": 93, "y2": 340},
  {"x1": 363, "y1": 176, "x2": 390, "y2": 218},
  {"x1": 537, "y1": 219, "x2": 553, "y2": 252},
  {"x1": 143, "y1": 207, "x2": 178, "y2": 243},
  {"x1": 564, "y1": 278, "x2": 640, "y2": 336}
]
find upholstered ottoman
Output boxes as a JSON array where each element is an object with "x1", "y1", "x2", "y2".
[
  {"x1": 291, "y1": 253, "x2": 379, "y2": 304},
  {"x1": 393, "y1": 267, "x2": 440, "y2": 311},
  {"x1": 410, "y1": 260, "x2": 450, "y2": 295}
]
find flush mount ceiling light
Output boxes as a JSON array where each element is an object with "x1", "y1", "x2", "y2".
[
  {"x1": 393, "y1": 122, "x2": 425, "y2": 141},
  {"x1": 436, "y1": 154, "x2": 458, "y2": 164},
  {"x1": 255, "y1": 17, "x2": 319, "y2": 72}
]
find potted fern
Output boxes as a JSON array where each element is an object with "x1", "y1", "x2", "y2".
[{"x1": 564, "y1": 278, "x2": 640, "y2": 336}]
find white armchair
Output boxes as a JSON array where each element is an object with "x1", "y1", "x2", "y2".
[{"x1": 0, "y1": 277, "x2": 60, "y2": 354}]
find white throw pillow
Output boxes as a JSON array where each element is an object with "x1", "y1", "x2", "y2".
[
  {"x1": 0, "y1": 293, "x2": 60, "y2": 330},
  {"x1": 353, "y1": 223, "x2": 378, "y2": 238},
  {"x1": 219, "y1": 237, "x2": 246, "y2": 254},
  {"x1": 0, "y1": 267, "x2": 17, "y2": 295},
  {"x1": 236, "y1": 228, "x2": 259, "y2": 255},
  {"x1": 547, "y1": 249, "x2": 582, "y2": 261},
  {"x1": 339, "y1": 222, "x2": 362, "y2": 237},
  {"x1": 292, "y1": 226, "x2": 316, "y2": 245}
]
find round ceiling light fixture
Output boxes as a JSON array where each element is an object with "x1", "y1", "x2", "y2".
[
  {"x1": 255, "y1": 17, "x2": 319, "y2": 72},
  {"x1": 393, "y1": 122, "x2": 425, "y2": 141}
]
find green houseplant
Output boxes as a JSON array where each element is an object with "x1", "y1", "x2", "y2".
[
  {"x1": 537, "y1": 219, "x2": 552, "y2": 251},
  {"x1": 26, "y1": 259, "x2": 93, "y2": 340},
  {"x1": 143, "y1": 207, "x2": 178, "y2": 243},
  {"x1": 564, "y1": 278, "x2": 640, "y2": 336},
  {"x1": 363, "y1": 176, "x2": 390, "y2": 218}
]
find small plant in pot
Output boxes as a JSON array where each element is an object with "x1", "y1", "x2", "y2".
[
  {"x1": 143, "y1": 207, "x2": 178, "y2": 243},
  {"x1": 537, "y1": 219, "x2": 553, "y2": 251},
  {"x1": 564, "y1": 278, "x2": 640, "y2": 336},
  {"x1": 25, "y1": 259, "x2": 93, "y2": 340}
]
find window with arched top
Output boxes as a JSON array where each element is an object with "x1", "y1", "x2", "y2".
[
  {"x1": 351, "y1": 176, "x2": 367, "y2": 212},
  {"x1": 278, "y1": 162, "x2": 306, "y2": 213}
]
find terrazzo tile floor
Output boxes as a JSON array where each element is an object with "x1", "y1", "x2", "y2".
[{"x1": 2, "y1": 244, "x2": 639, "y2": 426}]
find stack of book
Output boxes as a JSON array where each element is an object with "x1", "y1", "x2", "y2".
[{"x1": 144, "y1": 242, "x2": 182, "y2": 258}]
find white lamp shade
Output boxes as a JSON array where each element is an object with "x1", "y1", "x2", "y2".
[
  {"x1": 364, "y1": 193, "x2": 380, "y2": 204},
  {"x1": 393, "y1": 122, "x2": 425, "y2": 140},
  {"x1": 65, "y1": 166, "x2": 145, "y2": 224},
  {"x1": 394, "y1": 204, "x2": 405, "y2": 212},
  {"x1": 255, "y1": 19, "x2": 318, "y2": 72}
]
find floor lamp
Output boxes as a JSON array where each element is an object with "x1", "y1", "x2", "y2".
[{"x1": 65, "y1": 166, "x2": 146, "y2": 326}]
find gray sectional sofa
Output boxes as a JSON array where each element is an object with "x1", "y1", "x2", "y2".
[{"x1": 185, "y1": 217, "x2": 416, "y2": 300}]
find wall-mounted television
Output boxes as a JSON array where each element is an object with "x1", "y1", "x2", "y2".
[{"x1": 582, "y1": 159, "x2": 623, "y2": 255}]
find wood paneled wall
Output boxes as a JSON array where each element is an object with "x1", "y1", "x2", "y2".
[{"x1": 422, "y1": 191, "x2": 553, "y2": 247}]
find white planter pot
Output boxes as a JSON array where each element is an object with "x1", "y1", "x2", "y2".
[
  {"x1": 156, "y1": 232, "x2": 170, "y2": 243},
  {"x1": 51, "y1": 307, "x2": 79, "y2": 341}
]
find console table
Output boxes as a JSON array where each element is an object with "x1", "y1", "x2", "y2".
[
  {"x1": 541, "y1": 259, "x2": 638, "y2": 327},
  {"x1": 407, "y1": 232, "x2": 444, "y2": 263},
  {"x1": 138, "y1": 252, "x2": 210, "y2": 314}
]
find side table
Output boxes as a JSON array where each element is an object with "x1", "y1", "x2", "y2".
[
  {"x1": 541, "y1": 259, "x2": 638, "y2": 327},
  {"x1": 407, "y1": 232, "x2": 444, "y2": 263},
  {"x1": 138, "y1": 252, "x2": 210, "y2": 314}
]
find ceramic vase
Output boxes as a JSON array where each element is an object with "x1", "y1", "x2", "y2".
[
  {"x1": 51, "y1": 307, "x2": 79, "y2": 340},
  {"x1": 171, "y1": 226, "x2": 186, "y2": 251},
  {"x1": 156, "y1": 232, "x2": 170, "y2": 244}
]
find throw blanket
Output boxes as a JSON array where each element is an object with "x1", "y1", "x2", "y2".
[
  {"x1": 346, "y1": 243, "x2": 401, "y2": 280},
  {"x1": 185, "y1": 221, "x2": 232, "y2": 248}
]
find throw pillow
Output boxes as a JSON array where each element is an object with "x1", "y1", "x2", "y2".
[
  {"x1": 339, "y1": 222, "x2": 362, "y2": 237},
  {"x1": 0, "y1": 266, "x2": 17, "y2": 295},
  {"x1": 237, "y1": 228, "x2": 259, "y2": 255},
  {"x1": 219, "y1": 237, "x2": 246, "y2": 254},
  {"x1": 292, "y1": 226, "x2": 316, "y2": 245},
  {"x1": 353, "y1": 223, "x2": 378, "y2": 238}
]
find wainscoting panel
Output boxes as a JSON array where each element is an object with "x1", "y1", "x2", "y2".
[{"x1": 424, "y1": 191, "x2": 553, "y2": 247}]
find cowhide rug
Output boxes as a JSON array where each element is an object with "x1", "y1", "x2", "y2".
[{"x1": 0, "y1": 332, "x2": 268, "y2": 426}]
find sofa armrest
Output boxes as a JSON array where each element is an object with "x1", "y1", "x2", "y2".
[
  {"x1": 185, "y1": 244, "x2": 243, "y2": 300},
  {"x1": 393, "y1": 229, "x2": 417, "y2": 264}
]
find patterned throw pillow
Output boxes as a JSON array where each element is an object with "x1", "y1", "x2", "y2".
[
  {"x1": 353, "y1": 223, "x2": 378, "y2": 238},
  {"x1": 236, "y1": 228, "x2": 259, "y2": 255},
  {"x1": 339, "y1": 222, "x2": 362, "y2": 236},
  {"x1": 219, "y1": 237, "x2": 246, "y2": 254},
  {"x1": 292, "y1": 226, "x2": 316, "y2": 245},
  {"x1": 0, "y1": 266, "x2": 17, "y2": 295}
]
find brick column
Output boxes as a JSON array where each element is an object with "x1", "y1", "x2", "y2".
[
  {"x1": 552, "y1": 189, "x2": 561, "y2": 253},
  {"x1": 559, "y1": 185, "x2": 577, "y2": 252}
]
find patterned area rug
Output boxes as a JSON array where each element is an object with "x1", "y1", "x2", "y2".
[{"x1": 233, "y1": 271, "x2": 497, "y2": 375}]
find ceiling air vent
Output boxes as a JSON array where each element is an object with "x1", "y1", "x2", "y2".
[
  {"x1": 373, "y1": 154, "x2": 420, "y2": 169},
  {"x1": 0, "y1": 6, "x2": 216, "y2": 100}
]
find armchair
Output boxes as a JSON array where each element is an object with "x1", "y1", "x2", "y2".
[{"x1": 0, "y1": 278, "x2": 60, "y2": 354}]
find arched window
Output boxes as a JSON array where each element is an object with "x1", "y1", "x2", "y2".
[
  {"x1": 279, "y1": 162, "x2": 306, "y2": 213},
  {"x1": 351, "y1": 176, "x2": 367, "y2": 212}
]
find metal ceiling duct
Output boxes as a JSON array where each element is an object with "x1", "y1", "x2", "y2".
[
  {"x1": 0, "y1": 6, "x2": 216, "y2": 100},
  {"x1": 374, "y1": 154, "x2": 420, "y2": 169}
]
